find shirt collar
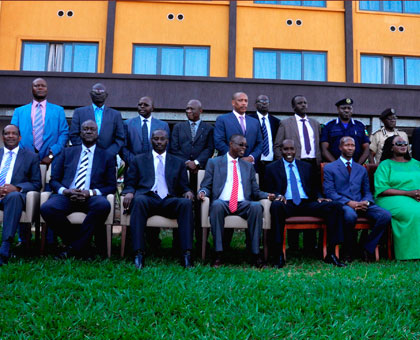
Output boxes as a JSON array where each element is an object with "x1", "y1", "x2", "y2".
[
  {"x1": 340, "y1": 156, "x2": 352, "y2": 166},
  {"x1": 82, "y1": 144, "x2": 96, "y2": 154},
  {"x1": 336, "y1": 118, "x2": 355, "y2": 125},
  {"x1": 142, "y1": 115, "x2": 152, "y2": 123},
  {"x1": 233, "y1": 110, "x2": 245, "y2": 120},
  {"x1": 227, "y1": 153, "x2": 239, "y2": 163},
  {"x1": 3, "y1": 146, "x2": 19, "y2": 155},
  {"x1": 152, "y1": 150, "x2": 166, "y2": 160},
  {"x1": 295, "y1": 113, "x2": 308, "y2": 121},
  {"x1": 282, "y1": 158, "x2": 297, "y2": 168},
  {"x1": 189, "y1": 119, "x2": 201, "y2": 126},
  {"x1": 256, "y1": 111, "x2": 268, "y2": 120},
  {"x1": 33, "y1": 99, "x2": 46, "y2": 108},
  {"x1": 92, "y1": 103, "x2": 105, "y2": 111}
]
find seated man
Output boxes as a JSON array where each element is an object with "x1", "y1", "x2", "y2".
[
  {"x1": 122, "y1": 129, "x2": 194, "y2": 269},
  {"x1": 323, "y1": 136, "x2": 391, "y2": 261},
  {"x1": 0, "y1": 125, "x2": 41, "y2": 266},
  {"x1": 198, "y1": 134, "x2": 275, "y2": 267},
  {"x1": 40, "y1": 120, "x2": 116, "y2": 258},
  {"x1": 265, "y1": 139, "x2": 346, "y2": 268}
]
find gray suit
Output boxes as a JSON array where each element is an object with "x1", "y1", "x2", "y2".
[{"x1": 199, "y1": 155, "x2": 268, "y2": 254}]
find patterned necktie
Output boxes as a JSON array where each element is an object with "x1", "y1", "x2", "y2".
[
  {"x1": 261, "y1": 117, "x2": 269, "y2": 157},
  {"x1": 0, "y1": 151, "x2": 14, "y2": 187},
  {"x1": 142, "y1": 119, "x2": 149, "y2": 153},
  {"x1": 75, "y1": 149, "x2": 90, "y2": 190},
  {"x1": 94, "y1": 107, "x2": 102, "y2": 134},
  {"x1": 33, "y1": 103, "x2": 44, "y2": 151},
  {"x1": 229, "y1": 160, "x2": 239, "y2": 213},
  {"x1": 346, "y1": 161, "x2": 352, "y2": 175},
  {"x1": 191, "y1": 122, "x2": 196, "y2": 140},
  {"x1": 300, "y1": 119, "x2": 311, "y2": 155},
  {"x1": 289, "y1": 163, "x2": 301, "y2": 205},
  {"x1": 239, "y1": 116, "x2": 246, "y2": 135},
  {"x1": 156, "y1": 155, "x2": 169, "y2": 199}
]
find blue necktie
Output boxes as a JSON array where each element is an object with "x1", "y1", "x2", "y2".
[
  {"x1": 289, "y1": 163, "x2": 301, "y2": 205},
  {"x1": 33, "y1": 103, "x2": 44, "y2": 151},
  {"x1": 75, "y1": 150, "x2": 90, "y2": 190},
  {"x1": 0, "y1": 151, "x2": 13, "y2": 187},
  {"x1": 261, "y1": 117, "x2": 269, "y2": 157},
  {"x1": 94, "y1": 107, "x2": 102, "y2": 134},
  {"x1": 142, "y1": 119, "x2": 150, "y2": 153}
]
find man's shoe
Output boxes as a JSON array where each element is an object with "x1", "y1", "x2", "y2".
[
  {"x1": 54, "y1": 247, "x2": 75, "y2": 260},
  {"x1": 134, "y1": 252, "x2": 145, "y2": 269},
  {"x1": 252, "y1": 254, "x2": 266, "y2": 269},
  {"x1": 362, "y1": 249, "x2": 375, "y2": 263},
  {"x1": 275, "y1": 254, "x2": 286, "y2": 268},
  {"x1": 182, "y1": 251, "x2": 193, "y2": 268},
  {"x1": 0, "y1": 255, "x2": 8, "y2": 266},
  {"x1": 324, "y1": 253, "x2": 347, "y2": 267},
  {"x1": 212, "y1": 252, "x2": 223, "y2": 268}
]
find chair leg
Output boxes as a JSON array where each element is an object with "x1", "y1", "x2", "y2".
[
  {"x1": 34, "y1": 219, "x2": 40, "y2": 249},
  {"x1": 322, "y1": 226, "x2": 327, "y2": 259},
  {"x1": 40, "y1": 222, "x2": 47, "y2": 255},
  {"x1": 387, "y1": 224, "x2": 393, "y2": 260},
  {"x1": 335, "y1": 245, "x2": 340, "y2": 258},
  {"x1": 120, "y1": 226, "x2": 127, "y2": 258},
  {"x1": 25, "y1": 223, "x2": 32, "y2": 251},
  {"x1": 202, "y1": 228, "x2": 208, "y2": 260},
  {"x1": 282, "y1": 226, "x2": 287, "y2": 261},
  {"x1": 375, "y1": 245, "x2": 379, "y2": 261},
  {"x1": 106, "y1": 225, "x2": 112, "y2": 258},
  {"x1": 263, "y1": 229, "x2": 268, "y2": 261}
]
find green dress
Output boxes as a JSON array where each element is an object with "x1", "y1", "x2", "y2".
[{"x1": 374, "y1": 158, "x2": 420, "y2": 260}]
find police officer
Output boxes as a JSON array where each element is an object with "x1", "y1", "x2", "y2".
[{"x1": 321, "y1": 98, "x2": 370, "y2": 164}]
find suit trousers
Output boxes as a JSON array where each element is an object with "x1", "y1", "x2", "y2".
[
  {"x1": 129, "y1": 192, "x2": 193, "y2": 253},
  {"x1": 270, "y1": 199, "x2": 345, "y2": 253},
  {"x1": 40, "y1": 194, "x2": 111, "y2": 253},
  {"x1": 210, "y1": 199, "x2": 263, "y2": 254},
  {"x1": 0, "y1": 192, "x2": 26, "y2": 257}
]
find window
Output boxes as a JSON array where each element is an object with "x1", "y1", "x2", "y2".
[
  {"x1": 133, "y1": 45, "x2": 209, "y2": 76},
  {"x1": 255, "y1": 1, "x2": 326, "y2": 7},
  {"x1": 359, "y1": 1, "x2": 420, "y2": 14},
  {"x1": 254, "y1": 50, "x2": 326, "y2": 81},
  {"x1": 21, "y1": 42, "x2": 98, "y2": 73},
  {"x1": 360, "y1": 55, "x2": 420, "y2": 85}
]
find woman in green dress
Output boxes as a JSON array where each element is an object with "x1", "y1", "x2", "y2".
[{"x1": 374, "y1": 135, "x2": 420, "y2": 260}]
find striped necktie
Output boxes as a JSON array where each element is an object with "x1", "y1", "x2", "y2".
[
  {"x1": 261, "y1": 117, "x2": 269, "y2": 156},
  {"x1": 190, "y1": 122, "x2": 196, "y2": 140},
  {"x1": 229, "y1": 160, "x2": 239, "y2": 213},
  {"x1": 33, "y1": 103, "x2": 44, "y2": 151},
  {"x1": 0, "y1": 151, "x2": 14, "y2": 187},
  {"x1": 142, "y1": 119, "x2": 149, "y2": 153},
  {"x1": 75, "y1": 149, "x2": 90, "y2": 190}
]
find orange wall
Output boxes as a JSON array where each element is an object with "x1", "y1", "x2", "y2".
[
  {"x1": 0, "y1": 1, "x2": 108, "y2": 72},
  {"x1": 236, "y1": 1, "x2": 346, "y2": 82},
  {"x1": 113, "y1": 1, "x2": 229, "y2": 76},
  {"x1": 353, "y1": 2, "x2": 420, "y2": 82}
]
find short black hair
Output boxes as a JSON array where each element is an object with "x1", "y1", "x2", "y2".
[
  {"x1": 2, "y1": 124, "x2": 21, "y2": 136},
  {"x1": 291, "y1": 95, "x2": 305, "y2": 107}
]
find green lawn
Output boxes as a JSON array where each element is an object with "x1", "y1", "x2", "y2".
[{"x1": 1, "y1": 233, "x2": 420, "y2": 339}]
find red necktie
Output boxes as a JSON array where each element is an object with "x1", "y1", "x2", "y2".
[
  {"x1": 346, "y1": 161, "x2": 351, "y2": 174},
  {"x1": 229, "y1": 160, "x2": 238, "y2": 213}
]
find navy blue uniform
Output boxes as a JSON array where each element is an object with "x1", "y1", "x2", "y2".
[{"x1": 321, "y1": 118, "x2": 370, "y2": 162}]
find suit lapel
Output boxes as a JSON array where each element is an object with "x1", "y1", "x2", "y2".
[
  {"x1": 230, "y1": 112, "x2": 243, "y2": 135},
  {"x1": 215, "y1": 155, "x2": 228, "y2": 198},
  {"x1": 338, "y1": 160, "x2": 350, "y2": 179},
  {"x1": 99, "y1": 107, "x2": 109, "y2": 137},
  {"x1": 290, "y1": 118, "x2": 301, "y2": 147},
  {"x1": 193, "y1": 121, "x2": 203, "y2": 143},
  {"x1": 133, "y1": 116, "x2": 143, "y2": 143},
  {"x1": 44, "y1": 103, "x2": 52, "y2": 138},
  {"x1": 68, "y1": 147, "x2": 82, "y2": 182},
  {"x1": 0, "y1": 148, "x2": 4, "y2": 164},
  {"x1": 183, "y1": 121, "x2": 193, "y2": 141},
  {"x1": 91, "y1": 148, "x2": 100, "y2": 181},
  {"x1": 12, "y1": 149, "x2": 24, "y2": 181},
  {"x1": 238, "y1": 159, "x2": 248, "y2": 195}
]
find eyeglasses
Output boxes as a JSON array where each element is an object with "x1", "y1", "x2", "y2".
[
  {"x1": 257, "y1": 99, "x2": 270, "y2": 104},
  {"x1": 233, "y1": 142, "x2": 248, "y2": 148},
  {"x1": 393, "y1": 141, "x2": 408, "y2": 146},
  {"x1": 91, "y1": 89, "x2": 106, "y2": 94}
]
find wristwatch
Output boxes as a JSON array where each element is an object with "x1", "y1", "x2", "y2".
[
  {"x1": 48, "y1": 153, "x2": 54, "y2": 160},
  {"x1": 366, "y1": 201, "x2": 370, "y2": 207}
]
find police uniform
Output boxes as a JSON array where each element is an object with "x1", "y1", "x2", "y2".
[{"x1": 370, "y1": 127, "x2": 409, "y2": 163}]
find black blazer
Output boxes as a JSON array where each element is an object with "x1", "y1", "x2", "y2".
[
  {"x1": 0, "y1": 148, "x2": 41, "y2": 193},
  {"x1": 122, "y1": 153, "x2": 190, "y2": 197},
  {"x1": 170, "y1": 121, "x2": 214, "y2": 168},
  {"x1": 248, "y1": 112, "x2": 280, "y2": 145},
  {"x1": 412, "y1": 127, "x2": 420, "y2": 161},
  {"x1": 50, "y1": 145, "x2": 116, "y2": 196}
]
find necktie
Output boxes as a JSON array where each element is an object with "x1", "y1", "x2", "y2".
[
  {"x1": 75, "y1": 150, "x2": 90, "y2": 190},
  {"x1": 300, "y1": 119, "x2": 311, "y2": 155},
  {"x1": 94, "y1": 107, "x2": 102, "y2": 134},
  {"x1": 261, "y1": 117, "x2": 269, "y2": 157},
  {"x1": 229, "y1": 160, "x2": 239, "y2": 213},
  {"x1": 239, "y1": 116, "x2": 246, "y2": 135},
  {"x1": 190, "y1": 122, "x2": 196, "y2": 140},
  {"x1": 289, "y1": 163, "x2": 301, "y2": 205},
  {"x1": 142, "y1": 119, "x2": 149, "y2": 153},
  {"x1": 0, "y1": 151, "x2": 14, "y2": 187},
  {"x1": 346, "y1": 161, "x2": 351, "y2": 175},
  {"x1": 33, "y1": 103, "x2": 44, "y2": 151},
  {"x1": 156, "y1": 155, "x2": 169, "y2": 199}
]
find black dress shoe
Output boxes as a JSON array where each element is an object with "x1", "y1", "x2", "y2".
[
  {"x1": 362, "y1": 249, "x2": 375, "y2": 263},
  {"x1": 182, "y1": 251, "x2": 193, "y2": 268},
  {"x1": 212, "y1": 252, "x2": 223, "y2": 268},
  {"x1": 275, "y1": 254, "x2": 286, "y2": 268},
  {"x1": 324, "y1": 253, "x2": 347, "y2": 267},
  {"x1": 0, "y1": 255, "x2": 8, "y2": 266},
  {"x1": 54, "y1": 247, "x2": 75, "y2": 260},
  {"x1": 252, "y1": 254, "x2": 266, "y2": 269},
  {"x1": 134, "y1": 252, "x2": 145, "y2": 269}
]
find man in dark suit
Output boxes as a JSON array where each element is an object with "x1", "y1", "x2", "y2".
[
  {"x1": 70, "y1": 83, "x2": 124, "y2": 157},
  {"x1": 122, "y1": 129, "x2": 194, "y2": 269},
  {"x1": 41, "y1": 120, "x2": 116, "y2": 258},
  {"x1": 411, "y1": 127, "x2": 420, "y2": 161},
  {"x1": 265, "y1": 139, "x2": 346, "y2": 268},
  {"x1": 198, "y1": 134, "x2": 275, "y2": 267},
  {"x1": 0, "y1": 125, "x2": 42, "y2": 266},
  {"x1": 248, "y1": 94, "x2": 280, "y2": 189},
  {"x1": 323, "y1": 136, "x2": 391, "y2": 262}
]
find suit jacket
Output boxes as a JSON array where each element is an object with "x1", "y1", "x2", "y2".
[
  {"x1": 50, "y1": 145, "x2": 116, "y2": 196},
  {"x1": 412, "y1": 127, "x2": 420, "y2": 161},
  {"x1": 323, "y1": 159, "x2": 373, "y2": 204},
  {"x1": 199, "y1": 155, "x2": 267, "y2": 201},
  {"x1": 273, "y1": 116, "x2": 321, "y2": 164},
  {"x1": 0, "y1": 148, "x2": 41, "y2": 193},
  {"x1": 214, "y1": 112, "x2": 263, "y2": 160},
  {"x1": 248, "y1": 112, "x2": 280, "y2": 146},
  {"x1": 11, "y1": 102, "x2": 69, "y2": 160},
  {"x1": 69, "y1": 105, "x2": 124, "y2": 156},
  {"x1": 122, "y1": 153, "x2": 190, "y2": 197},
  {"x1": 122, "y1": 116, "x2": 170, "y2": 166},
  {"x1": 170, "y1": 120, "x2": 214, "y2": 168},
  {"x1": 264, "y1": 159, "x2": 321, "y2": 200}
]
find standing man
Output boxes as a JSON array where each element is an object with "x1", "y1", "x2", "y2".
[
  {"x1": 321, "y1": 98, "x2": 370, "y2": 164},
  {"x1": 70, "y1": 83, "x2": 124, "y2": 157},
  {"x1": 122, "y1": 129, "x2": 194, "y2": 269},
  {"x1": 41, "y1": 120, "x2": 116, "y2": 258},
  {"x1": 370, "y1": 108, "x2": 409, "y2": 163},
  {"x1": 248, "y1": 95, "x2": 280, "y2": 189},
  {"x1": 122, "y1": 96, "x2": 170, "y2": 166},
  {"x1": 323, "y1": 137, "x2": 391, "y2": 262},
  {"x1": 0, "y1": 125, "x2": 42, "y2": 266},
  {"x1": 265, "y1": 139, "x2": 346, "y2": 268},
  {"x1": 11, "y1": 77, "x2": 69, "y2": 165},
  {"x1": 198, "y1": 134, "x2": 275, "y2": 267}
]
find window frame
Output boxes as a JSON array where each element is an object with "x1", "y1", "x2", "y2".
[
  {"x1": 358, "y1": 1, "x2": 420, "y2": 14},
  {"x1": 254, "y1": 1, "x2": 326, "y2": 8}
]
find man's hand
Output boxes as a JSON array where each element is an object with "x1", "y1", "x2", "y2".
[
  {"x1": 275, "y1": 194, "x2": 287, "y2": 204},
  {"x1": 317, "y1": 198, "x2": 332, "y2": 203},
  {"x1": 267, "y1": 193, "x2": 276, "y2": 201},
  {"x1": 241, "y1": 156, "x2": 254, "y2": 163},
  {"x1": 185, "y1": 160, "x2": 198, "y2": 173},
  {"x1": 183, "y1": 191, "x2": 194, "y2": 201},
  {"x1": 197, "y1": 191, "x2": 206, "y2": 201},
  {"x1": 347, "y1": 200, "x2": 368, "y2": 211},
  {"x1": 0, "y1": 184, "x2": 20, "y2": 198},
  {"x1": 40, "y1": 155, "x2": 53, "y2": 166},
  {"x1": 63, "y1": 188, "x2": 89, "y2": 202},
  {"x1": 123, "y1": 193, "x2": 134, "y2": 210}
]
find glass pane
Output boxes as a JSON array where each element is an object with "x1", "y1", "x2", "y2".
[
  {"x1": 303, "y1": 53, "x2": 326, "y2": 81},
  {"x1": 255, "y1": 1, "x2": 278, "y2": 3},
  {"x1": 359, "y1": 1, "x2": 380, "y2": 10},
  {"x1": 73, "y1": 44, "x2": 97, "y2": 72},
  {"x1": 280, "y1": 52, "x2": 301, "y2": 80},
  {"x1": 404, "y1": 0, "x2": 420, "y2": 13},
  {"x1": 161, "y1": 48, "x2": 183, "y2": 75},
  {"x1": 303, "y1": 1, "x2": 325, "y2": 7},
  {"x1": 393, "y1": 57, "x2": 405, "y2": 85},
  {"x1": 383, "y1": 1, "x2": 402, "y2": 12},
  {"x1": 63, "y1": 44, "x2": 73, "y2": 72},
  {"x1": 383, "y1": 57, "x2": 392, "y2": 84},
  {"x1": 406, "y1": 58, "x2": 420, "y2": 85},
  {"x1": 254, "y1": 51, "x2": 277, "y2": 79},
  {"x1": 360, "y1": 55, "x2": 382, "y2": 84},
  {"x1": 22, "y1": 43, "x2": 47, "y2": 71},
  {"x1": 280, "y1": 1, "x2": 301, "y2": 5},
  {"x1": 185, "y1": 48, "x2": 208, "y2": 76},
  {"x1": 133, "y1": 47, "x2": 157, "y2": 75}
]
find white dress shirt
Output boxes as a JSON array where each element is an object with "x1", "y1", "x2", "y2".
[
  {"x1": 0, "y1": 146, "x2": 19, "y2": 184},
  {"x1": 257, "y1": 111, "x2": 274, "y2": 161},
  {"x1": 218, "y1": 154, "x2": 245, "y2": 202},
  {"x1": 295, "y1": 114, "x2": 316, "y2": 159}
]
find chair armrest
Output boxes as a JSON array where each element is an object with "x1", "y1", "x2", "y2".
[
  {"x1": 105, "y1": 194, "x2": 114, "y2": 225},
  {"x1": 259, "y1": 199, "x2": 272, "y2": 230},
  {"x1": 25, "y1": 191, "x2": 40, "y2": 222},
  {"x1": 40, "y1": 191, "x2": 52, "y2": 205},
  {"x1": 201, "y1": 197, "x2": 210, "y2": 228},
  {"x1": 120, "y1": 195, "x2": 130, "y2": 226}
]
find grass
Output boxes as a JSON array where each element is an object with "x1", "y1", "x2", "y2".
[{"x1": 1, "y1": 232, "x2": 420, "y2": 339}]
